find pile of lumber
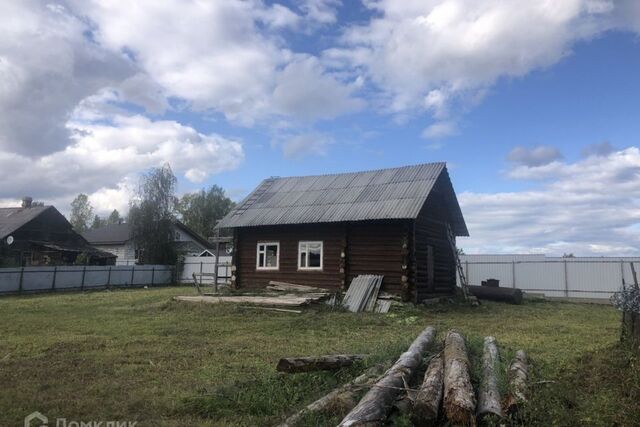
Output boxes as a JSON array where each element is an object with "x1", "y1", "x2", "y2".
[
  {"x1": 174, "y1": 294, "x2": 323, "y2": 308},
  {"x1": 278, "y1": 326, "x2": 530, "y2": 426},
  {"x1": 342, "y1": 275, "x2": 392, "y2": 313},
  {"x1": 175, "y1": 281, "x2": 332, "y2": 310}
]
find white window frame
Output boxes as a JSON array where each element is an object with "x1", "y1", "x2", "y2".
[
  {"x1": 298, "y1": 241, "x2": 323, "y2": 270},
  {"x1": 256, "y1": 241, "x2": 280, "y2": 270}
]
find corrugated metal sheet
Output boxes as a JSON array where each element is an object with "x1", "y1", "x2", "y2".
[
  {"x1": 342, "y1": 275, "x2": 384, "y2": 312},
  {"x1": 458, "y1": 254, "x2": 640, "y2": 300},
  {"x1": 217, "y1": 162, "x2": 468, "y2": 235}
]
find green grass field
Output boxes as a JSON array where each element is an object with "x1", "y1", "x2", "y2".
[{"x1": 0, "y1": 286, "x2": 637, "y2": 426}]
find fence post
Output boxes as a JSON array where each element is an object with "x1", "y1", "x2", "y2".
[
  {"x1": 18, "y1": 267, "x2": 24, "y2": 293},
  {"x1": 151, "y1": 266, "x2": 155, "y2": 286},
  {"x1": 80, "y1": 265, "x2": 86, "y2": 290},
  {"x1": 107, "y1": 266, "x2": 111, "y2": 287},
  {"x1": 512, "y1": 261, "x2": 516, "y2": 289},
  {"x1": 564, "y1": 260, "x2": 569, "y2": 297},
  {"x1": 130, "y1": 266, "x2": 135, "y2": 286},
  {"x1": 621, "y1": 260, "x2": 626, "y2": 290},
  {"x1": 52, "y1": 266, "x2": 57, "y2": 291}
]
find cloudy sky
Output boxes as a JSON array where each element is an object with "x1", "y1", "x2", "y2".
[{"x1": 1, "y1": 0, "x2": 639, "y2": 255}]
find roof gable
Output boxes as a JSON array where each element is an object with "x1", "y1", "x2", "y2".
[
  {"x1": 217, "y1": 162, "x2": 468, "y2": 235},
  {"x1": 0, "y1": 206, "x2": 54, "y2": 240}
]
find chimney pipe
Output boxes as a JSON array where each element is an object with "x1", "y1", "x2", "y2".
[{"x1": 22, "y1": 197, "x2": 33, "y2": 208}]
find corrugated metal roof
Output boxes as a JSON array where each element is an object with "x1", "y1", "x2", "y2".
[{"x1": 217, "y1": 162, "x2": 468, "y2": 235}]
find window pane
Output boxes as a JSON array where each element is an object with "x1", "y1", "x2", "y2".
[
  {"x1": 259, "y1": 253, "x2": 264, "y2": 267},
  {"x1": 265, "y1": 245, "x2": 278, "y2": 267},
  {"x1": 308, "y1": 248, "x2": 321, "y2": 267},
  {"x1": 300, "y1": 251, "x2": 307, "y2": 268}
]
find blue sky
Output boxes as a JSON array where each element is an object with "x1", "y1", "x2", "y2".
[
  {"x1": 184, "y1": 30, "x2": 640, "y2": 197},
  {"x1": 1, "y1": 1, "x2": 639, "y2": 255}
]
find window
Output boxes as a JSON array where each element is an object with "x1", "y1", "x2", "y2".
[
  {"x1": 256, "y1": 242, "x2": 279, "y2": 270},
  {"x1": 298, "y1": 241, "x2": 323, "y2": 270}
]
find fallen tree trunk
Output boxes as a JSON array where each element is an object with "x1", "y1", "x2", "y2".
[
  {"x1": 279, "y1": 364, "x2": 386, "y2": 427},
  {"x1": 411, "y1": 353, "x2": 444, "y2": 426},
  {"x1": 477, "y1": 336, "x2": 503, "y2": 421},
  {"x1": 467, "y1": 285, "x2": 523, "y2": 304},
  {"x1": 443, "y1": 331, "x2": 476, "y2": 426},
  {"x1": 505, "y1": 350, "x2": 529, "y2": 415},
  {"x1": 277, "y1": 354, "x2": 365, "y2": 373},
  {"x1": 338, "y1": 326, "x2": 436, "y2": 426}
]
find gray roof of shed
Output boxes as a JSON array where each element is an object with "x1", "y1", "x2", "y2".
[
  {"x1": 82, "y1": 221, "x2": 212, "y2": 247},
  {"x1": 0, "y1": 206, "x2": 52, "y2": 240},
  {"x1": 217, "y1": 162, "x2": 468, "y2": 235},
  {"x1": 82, "y1": 223, "x2": 132, "y2": 245}
]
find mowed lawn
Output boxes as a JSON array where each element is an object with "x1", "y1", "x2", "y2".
[{"x1": 0, "y1": 286, "x2": 635, "y2": 426}]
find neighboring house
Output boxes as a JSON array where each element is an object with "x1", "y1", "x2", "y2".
[
  {"x1": 216, "y1": 162, "x2": 468, "y2": 302},
  {"x1": 0, "y1": 197, "x2": 116, "y2": 266},
  {"x1": 82, "y1": 221, "x2": 211, "y2": 265}
]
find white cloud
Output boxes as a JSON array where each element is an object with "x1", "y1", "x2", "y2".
[
  {"x1": 0, "y1": 1, "x2": 134, "y2": 155},
  {"x1": 0, "y1": 113, "x2": 243, "y2": 213},
  {"x1": 300, "y1": 0, "x2": 342, "y2": 25},
  {"x1": 333, "y1": 0, "x2": 639, "y2": 127},
  {"x1": 277, "y1": 132, "x2": 334, "y2": 159},
  {"x1": 507, "y1": 145, "x2": 563, "y2": 167},
  {"x1": 72, "y1": 0, "x2": 361, "y2": 126},
  {"x1": 422, "y1": 120, "x2": 458, "y2": 139},
  {"x1": 272, "y1": 56, "x2": 365, "y2": 121},
  {"x1": 459, "y1": 147, "x2": 640, "y2": 255}
]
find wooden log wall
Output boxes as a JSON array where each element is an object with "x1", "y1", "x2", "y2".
[
  {"x1": 235, "y1": 223, "x2": 344, "y2": 290},
  {"x1": 346, "y1": 220, "x2": 410, "y2": 297},
  {"x1": 413, "y1": 177, "x2": 458, "y2": 300}
]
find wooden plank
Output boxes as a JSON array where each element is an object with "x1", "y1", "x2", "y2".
[
  {"x1": 267, "y1": 281, "x2": 329, "y2": 293},
  {"x1": 173, "y1": 295, "x2": 320, "y2": 307},
  {"x1": 237, "y1": 306, "x2": 302, "y2": 314}
]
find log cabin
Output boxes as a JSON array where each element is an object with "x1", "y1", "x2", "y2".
[{"x1": 216, "y1": 162, "x2": 468, "y2": 302}]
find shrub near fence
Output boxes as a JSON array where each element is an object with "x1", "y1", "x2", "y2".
[{"x1": 0, "y1": 265, "x2": 174, "y2": 295}]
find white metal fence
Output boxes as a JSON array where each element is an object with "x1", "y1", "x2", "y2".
[
  {"x1": 458, "y1": 255, "x2": 640, "y2": 300},
  {"x1": 0, "y1": 265, "x2": 174, "y2": 295}
]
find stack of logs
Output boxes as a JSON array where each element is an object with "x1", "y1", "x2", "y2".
[{"x1": 280, "y1": 326, "x2": 529, "y2": 426}]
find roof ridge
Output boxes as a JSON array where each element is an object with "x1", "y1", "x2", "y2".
[{"x1": 267, "y1": 161, "x2": 446, "y2": 181}]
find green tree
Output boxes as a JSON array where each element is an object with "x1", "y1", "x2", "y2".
[
  {"x1": 107, "y1": 209, "x2": 122, "y2": 225},
  {"x1": 90, "y1": 215, "x2": 106, "y2": 229},
  {"x1": 69, "y1": 193, "x2": 93, "y2": 232},
  {"x1": 177, "y1": 185, "x2": 235, "y2": 238},
  {"x1": 128, "y1": 164, "x2": 178, "y2": 265}
]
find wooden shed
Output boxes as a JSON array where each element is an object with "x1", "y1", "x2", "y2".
[{"x1": 216, "y1": 162, "x2": 468, "y2": 302}]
